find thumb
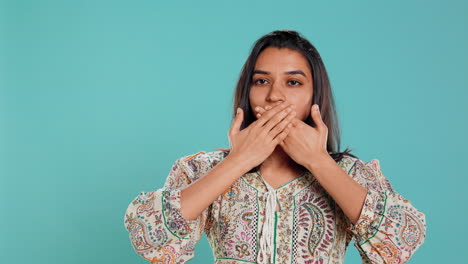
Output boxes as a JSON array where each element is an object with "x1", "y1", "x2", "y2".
[
  {"x1": 230, "y1": 107, "x2": 244, "y2": 136},
  {"x1": 310, "y1": 104, "x2": 324, "y2": 128}
]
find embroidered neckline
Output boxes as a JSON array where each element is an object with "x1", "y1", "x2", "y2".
[{"x1": 255, "y1": 170, "x2": 309, "y2": 191}]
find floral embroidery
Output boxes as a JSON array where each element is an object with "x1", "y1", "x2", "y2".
[
  {"x1": 235, "y1": 243, "x2": 251, "y2": 258},
  {"x1": 124, "y1": 150, "x2": 426, "y2": 263}
]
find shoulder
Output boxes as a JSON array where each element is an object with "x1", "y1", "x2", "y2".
[
  {"x1": 338, "y1": 154, "x2": 382, "y2": 176},
  {"x1": 338, "y1": 154, "x2": 393, "y2": 191},
  {"x1": 337, "y1": 154, "x2": 360, "y2": 174}
]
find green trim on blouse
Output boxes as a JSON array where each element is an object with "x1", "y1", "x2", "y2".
[
  {"x1": 359, "y1": 191, "x2": 388, "y2": 246},
  {"x1": 161, "y1": 190, "x2": 189, "y2": 240},
  {"x1": 215, "y1": 257, "x2": 257, "y2": 263}
]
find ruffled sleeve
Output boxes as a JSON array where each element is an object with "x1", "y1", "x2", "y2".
[
  {"x1": 123, "y1": 151, "x2": 212, "y2": 263},
  {"x1": 346, "y1": 158, "x2": 427, "y2": 264}
]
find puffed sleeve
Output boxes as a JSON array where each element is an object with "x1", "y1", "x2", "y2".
[
  {"x1": 123, "y1": 151, "x2": 212, "y2": 263},
  {"x1": 347, "y1": 158, "x2": 427, "y2": 264}
]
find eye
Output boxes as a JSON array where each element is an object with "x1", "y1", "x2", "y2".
[
  {"x1": 288, "y1": 80, "x2": 302, "y2": 86},
  {"x1": 253, "y1": 79, "x2": 268, "y2": 85}
]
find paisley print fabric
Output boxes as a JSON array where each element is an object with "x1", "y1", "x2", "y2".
[{"x1": 124, "y1": 150, "x2": 426, "y2": 263}]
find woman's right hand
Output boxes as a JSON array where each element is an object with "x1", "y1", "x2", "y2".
[{"x1": 227, "y1": 101, "x2": 297, "y2": 170}]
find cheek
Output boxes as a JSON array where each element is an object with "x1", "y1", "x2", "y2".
[
  {"x1": 296, "y1": 105, "x2": 311, "y2": 121},
  {"x1": 249, "y1": 88, "x2": 263, "y2": 101},
  {"x1": 249, "y1": 89, "x2": 264, "y2": 114}
]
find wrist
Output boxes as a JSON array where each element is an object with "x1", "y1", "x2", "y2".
[
  {"x1": 224, "y1": 153, "x2": 254, "y2": 176},
  {"x1": 304, "y1": 153, "x2": 335, "y2": 173}
]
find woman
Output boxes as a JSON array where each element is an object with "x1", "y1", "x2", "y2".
[{"x1": 124, "y1": 30, "x2": 426, "y2": 264}]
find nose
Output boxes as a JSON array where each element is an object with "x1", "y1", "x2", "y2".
[{"x1": 266, "y1": 84, "x2": 285, "y2": 104}]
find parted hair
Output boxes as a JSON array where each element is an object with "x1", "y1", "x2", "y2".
[{"x1": 218, "y1": 30, "x2": 357, "y2": 170}]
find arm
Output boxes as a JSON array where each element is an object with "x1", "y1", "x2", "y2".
[
  {"x1": 306, "y1": 155, "x2": 427, "y2": 264},
  {"x1": 180, "y1": 152, "x2": 252, "y2": 220},
  {"x1": 123, "y1": 151, "x2": 235, "y2": 263},
  {"x1": 123, "y1": 151, "x2": 252, "y2": 263},
  {"x1": 348, "y1": 158, "x2": 426, "y2": 264},
  {"x1": 304, "y1": 154, "x2": 368, "y2": 225}
]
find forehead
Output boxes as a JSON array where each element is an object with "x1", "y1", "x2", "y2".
[{"x1": 254, "y1": 47, "x2": 311, "y2": 76}]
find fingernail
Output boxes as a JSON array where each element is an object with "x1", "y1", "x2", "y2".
[
  {"x1": 314, "y1": 104, "x2": 319, "y2": 111},
  {"x1": 237, "y1": 107, "x2": 241, "y2": 114}
]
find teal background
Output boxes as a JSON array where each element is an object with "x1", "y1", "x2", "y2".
[{"x1": 2, "y1": 0, "x2": 466, "y2": 263}]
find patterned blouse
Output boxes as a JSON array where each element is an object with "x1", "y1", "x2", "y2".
[{"x1": 124, "y1": 149, "x2": 426, "y2": 264}]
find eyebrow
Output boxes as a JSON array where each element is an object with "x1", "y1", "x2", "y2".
[{"x1": 253, "y1": 69, "x2": 307, "y2": 78}]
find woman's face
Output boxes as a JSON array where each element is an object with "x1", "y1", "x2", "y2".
[{"x1": 249, "y1": 47, "x2": 313, "y2": 122}]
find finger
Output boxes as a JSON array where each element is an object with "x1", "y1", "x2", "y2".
[
  {"x1": 268, "y1": 109, "x2": 296, "y2": 138},
  {"x1": 254, "y1": 106, "x2": 265, "y2": 118},
  {"x1": 290, "y1": 118, "x2": 301, "y2": 128},
  {"x1": 273, "y1": 126, "x2": 291, "y2": 145},
  {"x1": 229, "y1": 107, "x2": 244, "y2": 136},
  {"x1": 279, "y1": 139, "x2": 286, "y2": 148},
  {"x1": 255, "y1": 102, "x2": 290, "y2": 127},
  {"x1": 254, "y1": 103, "x2": 277, "y2": 117},
  {"x1": 254, "y1": 106, "x2": 265, "y2": 113},
  {"x1": 263, "y1": 104, "x2": 295, "y2": 133},
  {"x1": 256, "y1": 102, "x2": 295, "y2": 118},
  {"x1": 311, "y1": 104, "x2": 326, "y2": 130}
]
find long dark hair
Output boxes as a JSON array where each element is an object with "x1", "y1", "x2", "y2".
[{"x1": 218, "y1": 30, "x2": 357, "y2": 171}]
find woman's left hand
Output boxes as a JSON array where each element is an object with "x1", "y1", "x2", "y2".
[{"x1": 255, "y1": 104, "x2": 330, "y2": 168}]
